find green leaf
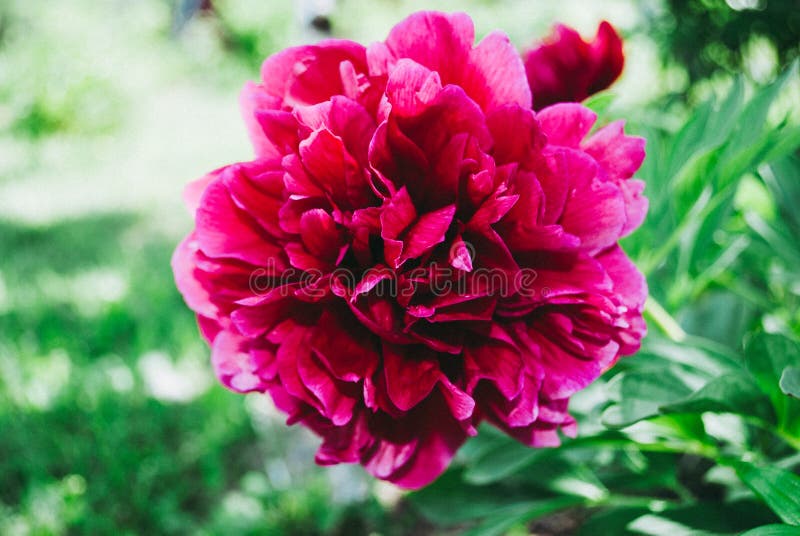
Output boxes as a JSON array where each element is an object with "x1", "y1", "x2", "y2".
[
  {"x1": 744, "y1": 333, "x2": 800, "y2": 431},
  {"x1": 462, "y1": 436, "x2": 542, "y2": 485},
  {"x1": 602, "y1": 370, "x2": 694, "y2": 428},
  {"x1": 627, "y1": 513, "x2": 725, "y2": 536},
  {"x1": 761, "y1": 155, "x2": 800, "y2": 233},
  {"x1": 463, "y1": 440, "x2": 607, "y2": 500},
  {"x1": 723, "y1": 61, "x2": 798, "y2": 158},
  {"x1": 703, "y1": 76, "x2": 746, "y2": 152},
  {"x1": 461, "y1": 497, "x2": 584, "y2": 536},
  {"x1": 781, "y1": 367, "x2": 800, "y2": 398},
  {"x1": 740, "y1": 525, "x2": 800, "y2": 536},
  {"x1": 661, "y1": 373, "x2": 774, "y2": 423},
  {"x1": 583, "y1": 91, "x2": 616, "y2": 116},
  {"x1": 641, "y1": 336, "x2": 741, "y2": 376},
  {"x1": 665, "y1": 98, "x2": 713, "y2": 181},
  {"x1": 408, "y1": 470, "x2": 536, "y2": 525},
  {"x1": 716, "y1": 62, "x2": 800, "y2": 192},
  {"x1": 745, "y1": 212, "x2": 800, "y2": 267},
  {"x1": 761, "y1": 124, "x2": 800, "y2": 165},
  {"x1": 577, "y1": 506, "x2": 650, "y2": 536},
  {"x1": 532, "y1": 461, "x2": 609, "y2": 501},
  {"x1": 733, "y1": 461, "x2": 800, "y2": 525}
]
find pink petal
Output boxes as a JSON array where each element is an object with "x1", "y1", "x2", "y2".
[
  {"x1": 183, "y1": 168, "x2": 222, "y2": 215},
  {"x1": 464, "y1": 338, "x2": 523, "y2": 398},
  {"x1": 536, "y1": 103, "x2": 597, "y2": 147},
  {"x1": 398, "y1": 204, "x2": 456, "y2": 264},
  {"x1": 310, "y1": 310, "x2": 379, "y2": 382},
  {"x1": 437, "y1": 376, "x2": 476, "y2": 421},
  {"x1": 364, "y1": 439, "x2": 419, "y2": 480},
  {"x1": 382, "y1": 343, "x2": 440, "y2": 411},
  {"x1": 597, "y1": 245, "x2": 647, "y2": 311},
  {"x1": 252, "y1": 109, "x2": 300, "y2": 158},
  {"x1": 486, "y1": 105, "x2": 544, "y2": 165},
  {"x1": 223, "y1": 160, "x2": 287, "y2": 239},
  {"x1": 525, "y1": 318, "x2": 620, "y2": 399},
  {"x1": 171, "y1": 233, "x2": 217, "y2": 318},
  {"x1": 560, "y1": 180, "x2": 626, "y2": 252},
  {"x1": 384, "y1": 59, "x2": 442, "y2": 116},
  {"x1": 464, "y1": 30, "x2": 532, "y2": 110},
  {"x1": 211, "y1": 329, "x2": 271, "y2": 393},
  {"x1": 299, "y1": 208, "x2": 343, "y2": 261},
  {"x1": 260, "y1": 40, "x2": 367, "y2": 107},
  {"x1": 381, "y1": 395, "x2": 470, "y2": 488},
  {"x1": 588, "y1": 21, "x2": 625, "y2": 93},
  {"x1": 380, "y1": 11, "x2": 474, "y2": 86},
  {"x1": 195, "y1": 170, "x2": 281, "y2": 266},
  {"x1": 239, "y1": 81, "x2": 283, "y2": 157},
  {"x1": 297, "y1": 345, "x2": 358, "y2": 426},
  {"x1": 619, "y1": 179, "x2": 648, "y2": 236},
  {"x1": 298, "y1": 128, "x2": 361, "y2": 208},
  {"x1": 583, "y1": 120, "x2": 646, "y2": 180},
  {"x1": 380, "y1": 187, "x2": 417, "y2": 239},
  {"x1": 294, "y1": 96, "x2": 376, "y2": 169}
]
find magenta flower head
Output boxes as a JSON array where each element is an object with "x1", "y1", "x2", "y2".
[
  {"x1": 172, "y1": 11, "x2": 647, "y2": 489},
  {"x1": 524, "y1": 21, "x2": 625, "y2": 110}
]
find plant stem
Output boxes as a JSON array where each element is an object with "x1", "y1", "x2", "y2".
[{"x1": 644, "y1": 296, "x2": 687, "y2": 342}]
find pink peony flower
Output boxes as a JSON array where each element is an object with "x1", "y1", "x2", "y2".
[
  {"x1": 173, "y1": 11, "x2": 647, "y2": 489},
  {"x1": 524, "y1": 21, "x2": 625, "y2": 110}
]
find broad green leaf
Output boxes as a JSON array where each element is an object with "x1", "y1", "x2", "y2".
[
  {"x1": 578, "y1": 506, "x2": 650, "y2": 536},
  {"x1": 462, "y1": 497, "x2": 584, "y2": 536},
  {"x1": 462, "y1": 436, "x2": 541, "y2": 485},
  {"x1": 744, "y1": 333, "x2": 800, "y2": 432},
  {"x1": 602, "y1": 370, "x2": 694, "y2": 428},
  {"x1": 716, "y1": 62, "x2": 800, "y2": 190},
  {"x1": 634, "y1": 499, "x2": 783, "y2": 535},
  {"x1": 761, "y1": 124, "x2": 800, "y2": 165},
  {"x1": 676, "y1": 291, "x2": 754, "y2": 350},
  {"x1": 761, "y1": 156, "x2": 800, "y2": 233},
  {"x1": 724, "y1": 62, "x2": 798, "y2": 155},
  {"x1": 522, "y1": 458, "x2": 609, "y2": 500},
  {"x1": 461, "y1": 505, "x2": 532, "y2": 536},
  {"x1": 633, "y1": 62, "x2": 800, "y2": 285},
  {"x1": 582, "y1": 91, "x2": 616, "y2": 116},
  {"x1": 781, "y1": 367, "x2": 800, "y2": 398},
  {"x1": 627, "y1": 514, "x2": 726, "y2": 535},
  {"x1": 661, "y1": 373, "x2": 774, "y2": 423},
  {"x1": 702, "y1": 76, "x2": 746, "y2": 153},
  {"x1": 665, "y1": 98, "x2": 713, "y2": 181},
  {"x1": 734, "y1": 461, "x2": 800, "y2": 525},
  {"x1": 745, "y1": 212, "x2": 800, "y2": 266},
  {"x1": 642, "y1": 336, "x2": 740, "y2": 376},
  {"x1": 464, "y1": 442, "x2": 607, "y2": 499},
  {"x1": 686, "y1": 234, "x2": 751, "y2": 301},
  {"x1": 740, "y1": 525, "x2": 800, "y2": 536},
  {"x1": 466, "y1": 431, "x2": 666, "y2": 486},
  {"x1": 457, "y1": 427, "x2": 512, "y2": 465},
  {"x1": 542, "y1": 463, "x2": 608, "y2": 501},
  {"x1": 408, "y1": 470, "x2": 537, "y2": 525}
]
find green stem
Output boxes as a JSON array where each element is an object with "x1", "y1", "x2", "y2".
[{"x1": 644, "y1": 296, "x2": 687, "y2": 342}]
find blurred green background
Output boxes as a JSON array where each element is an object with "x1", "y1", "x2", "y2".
[{"x1": 1, "y1": 1, "x2": 798, "y2": 534}]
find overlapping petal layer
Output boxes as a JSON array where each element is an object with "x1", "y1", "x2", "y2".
[{"x1": 173, "y1": 11, "x2": 647, "y2": 489}]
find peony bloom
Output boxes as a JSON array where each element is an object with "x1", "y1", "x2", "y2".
[
  {"x1": 524, "y1": 21, "x2": 624, "y2": 110},
  {"x1": 173, "y1": 11, "x2": 647, "y2": 489}
]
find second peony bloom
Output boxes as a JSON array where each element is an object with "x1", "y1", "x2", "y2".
[{"x1": 173, "y1": 11, "x2": 647, "y2": 489}]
